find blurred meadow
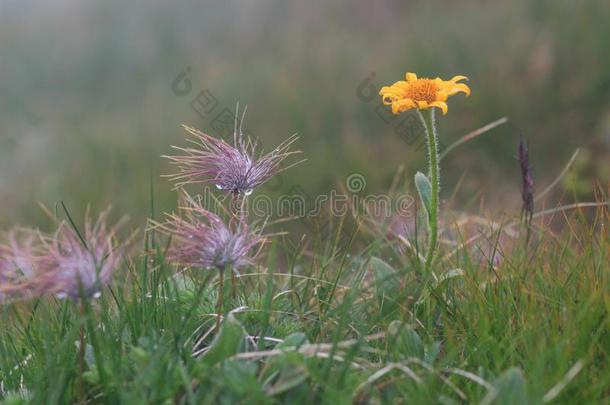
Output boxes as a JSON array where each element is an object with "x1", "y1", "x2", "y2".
[
  {"x1": 2, "y1": 2, "x2": 610, "y2": 404},
  {"x1": 1, "y1": 0, "x2": 609, "y2": 229}
]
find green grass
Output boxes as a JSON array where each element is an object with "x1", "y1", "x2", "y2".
[{"x1": 0, "y1": 204, "x2": 608, "y2": 404}]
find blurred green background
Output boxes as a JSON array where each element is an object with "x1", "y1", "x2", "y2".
[{"x1": 1, "y1": 0, "x2": 609, "y2": 229}]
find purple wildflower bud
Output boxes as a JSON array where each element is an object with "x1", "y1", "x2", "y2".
[
  {"x1": 0, "y1": 228, "x2": 41, "y2": 301},
  {"x1": 1, "y1": 211, "x2": 127, "y2": 301},
  {"x1": 157, "y1": 195, "x2": 265, "y2": 270},
  {"x1": 36, "y1": 210, "x2": 127, "y2": 300},
  {"x1": 164, "y1": 109, "x2": 301, "y2": 195},
  {"x1": 518, "y1": 138, "x2": 534, "y2": 224}
]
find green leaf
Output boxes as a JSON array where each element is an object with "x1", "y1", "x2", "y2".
[
  {"x1": 425, "y1": 340, "x2": 442, "y2": 364},
  {"x1": 481, "y1": 368, "x2": 529, "y2": 405},
  {"x1": 415, "y1": 268, "x2": 465, "y2": 306},
  {"x1": 200, "y1": 314, "x2": 247, "y2": 367},
  {"x1": 388, "y1": 320, "x2": 424, "y2": 359},
  {"x1": 414, "y1": 171, "x2": 432, "y2": 222},
  {"x1": 218, "y1": 360, "x2": 262, "y2": 396},
  {"x1": 259, "y1": 335, "x2": 311, "y2": 396},
  {"x1": 370, "y1": 257, "x2": 400, "y2": 315},
  {"x1": 266, "y1": 364, "x2": 309, "y2": 396},
  {"x1": 437, "y1": 268, "x2": 465, "y2": 284},
  {"x1": 277, "y1": 332, "x2": 309, "y2": 350},
  {"x1": 1, "y1": 392, "x2": 31, "y2": 405}
]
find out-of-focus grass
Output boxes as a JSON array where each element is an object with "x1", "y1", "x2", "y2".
[
  {"x1": 0, "y1": 202, "x2": 607, "y2": 403},
  {"x1": 1, "y1": 0, "x2": 609, "y2": 229}
]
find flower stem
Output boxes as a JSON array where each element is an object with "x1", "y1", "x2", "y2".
[
  {"x1": 78, "y1": 300, "x2": 86, "y2": 403},
  {"x1": 418, "y1": 109, "x2": 440, "y2": 277},
  {"x1": 228, "y1": 192, "x2": 244, "y2": 232},
  {"x1": 230, "y1": 266, "x2": 237, "y2": 300},
  {"x1": 228, "y1": 194, "x2": 241, "y2": 300},
  {"x1": 215, "y1": 268, "x2": 224, "y2": 333}
]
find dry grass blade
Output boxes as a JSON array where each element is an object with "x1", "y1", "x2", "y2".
[
  {"x1": 441, "y1": 201, "x2": 609, "y2": 264},
  {"x1": 445, "y1": 368, "x2": 493, "y2": 390},
  {"x1": 397, "y1": 234, "x2": 426, "y2": 263},
  {"x1": 236, "y1": 272, "x2": 352, "y2": 290},
  {"x1": 227, "y1": 332, "x2": 386, "y2": 361},
  {"x1": 543, "y1": 360, "x2": 585, "y2": 403},
  {"x1": 439, "y1": 117, "x2": 508, "y2": 161},
  {"x1": 535, "y1": 149, "x2": 580, "y2": 202},
  {"x1": 353, "y1": 363, "x2": 423, "y2": 395}
]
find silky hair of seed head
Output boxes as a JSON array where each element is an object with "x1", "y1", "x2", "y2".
[
  {"x1": 163, "y1": 106, "x2": 302, "y2": 195},
  {"x1": 0, "y1": 210, "x2": 127, "y2": 301},
  {"x1": 0, "y1": 228, "x2": 42, "y2": 301},
  {"x1": 154, "y1": 193, "x2": 265, "y2": 271}
]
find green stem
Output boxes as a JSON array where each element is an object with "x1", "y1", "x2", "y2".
[
  {"x1": 418, "y1": 109, "x2": 440, "y2": 277},
  {"x1": 215, "y1": 268, "x2": 224, "y2": 333},
  {"x1": 230, "y1": 266, "x2": 237, "y2": 300},
  {"x1": 78, "y1": 300, "x2": 86, "y2": 403}
]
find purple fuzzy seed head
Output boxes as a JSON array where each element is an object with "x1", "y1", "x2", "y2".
[
  {"x1": 37, "y1": 210, "x2": 126, "y2": 300},
  {"x1": 158, "y1": 195, "x2": 265, "y2": 270},
  {"x1": 0, "y1": 211, "x2": 126, "y2": 301},
  {"x1": 164, "y1": 108, "x2": 301, "y2": 195},
  {"x1": 43, "y1": 211, "x2": 122, "y2": 298},
  {"x1": 0, "y1": 228, "x2": 41, "y2": 301}
]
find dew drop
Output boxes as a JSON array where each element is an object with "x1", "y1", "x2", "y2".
[
  {"x1": 244, "y1": 189, "x2": 253, "y2": 196},
  {"x1": 215, "y1": 184, "x2": 224, "y2": 190}
]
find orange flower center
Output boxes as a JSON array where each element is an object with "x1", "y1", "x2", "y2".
[{"x1": 404, "y1": 79, "x2": 438, "y2": 103}]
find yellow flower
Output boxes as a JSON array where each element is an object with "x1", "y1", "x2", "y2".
[{"x1": 379, "y1": 72, "x2": 470, "y2": 115}]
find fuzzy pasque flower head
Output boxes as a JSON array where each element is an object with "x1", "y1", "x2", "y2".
[
  {"x1": 35, "y1": 210, "x2": 126, "y2": 300},
  {"x1": 0, "y1": 228, "x2": 41, "y2": 301},
  {"x1": 164, "y1": 108, "x2": 301, "y2": 195},
  {"x1": 0, "y1": 211, "x2": 126, "y2": 301},
  {"x1": 157, "y1": 194, "x2": 265, "y2": 270}
]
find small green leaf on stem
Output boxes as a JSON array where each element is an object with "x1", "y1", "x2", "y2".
[{"x1": 415, "y1": 171, "x2": 433, "y2": 223}]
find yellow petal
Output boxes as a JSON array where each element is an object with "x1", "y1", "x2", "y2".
[
  {"x1": 448, "y1": 83, "x2": 471, "y2": 96},
  {"x1": 392, "y1": 80, "x2": 410, "y2": 89},
  {"x1": 379, "y1": 89, "x2": 403, "y2": 99},
  {"x1": 449, "y1": 75, "x2": 468, "y2": 83},
  {"x1": 379, "y1": 87, "x2": 405, "y2": 104},
  {"x1": 379, "y1": 81, "x2": 406, "y2": 92},
  {"x1": 392, "y1": 99, "x2": 416, "y2": 114},
  {"x1": 379, "y1": 85, "x2": 398, "y2": 95},
  {"x1": 429, "y1": 101, "x2": 449, "y2": 115},
  {"x1": 405, "y1": 72, "x2": 418, "y2": 82},
  {"x1": 417, "y1": 100, "x2": 429, "y2": 109},
  {"x1": 380, "y1": 82, "x2": 408, "y2": 95},
  {"x1": 396, "y1": 99, "x2": 416, "y2": 108}
]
